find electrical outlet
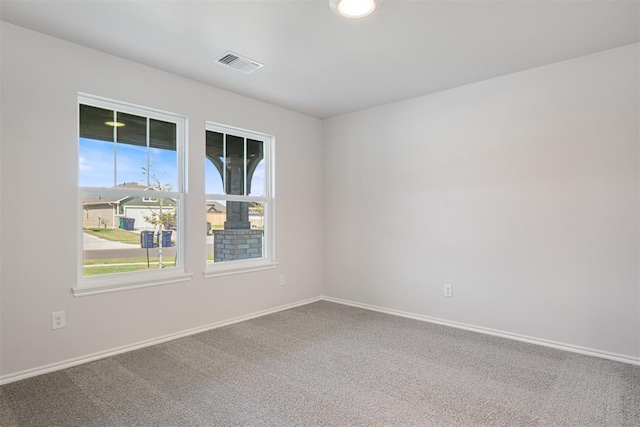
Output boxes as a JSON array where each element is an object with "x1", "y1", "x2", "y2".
[
  {"x1": 279, "y1": 274, "x2": 286, "y2": 286},
  {"x1": 443, "y1": 284, "x2": 453, "y2": 298},
  {"x1": 52, "y1": 311, "x2": 66, "y2": 330}
]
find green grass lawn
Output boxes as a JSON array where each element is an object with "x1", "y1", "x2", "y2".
[
  {"x1": 84, "y1": 228, "x2": 176, "y2": 246},
  {"x1": 82, "y1": 227, "x2": 212, "y2": 276},
  {"x1": 83, "y1": 256, "x2": 177, "y2": 265},
  {"x1": 83, "y1": 256, "x2": 177, "y2": 276},
  {"x1": 84, "y1": 265, "x2": 152, "y2": 276},
  {"x1": 84, "y1": 228, "x2": 141, "y2": 244}
]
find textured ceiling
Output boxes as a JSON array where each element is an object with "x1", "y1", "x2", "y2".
[{"x1": 1, "y1": 0, "x2": 638, "y2": 118}]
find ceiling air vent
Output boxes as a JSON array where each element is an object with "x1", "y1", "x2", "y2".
[{"x1": 217, "y1": 51, "x2": 264, "y2": 74}]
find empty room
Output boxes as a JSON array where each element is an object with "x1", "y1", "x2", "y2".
[{"x1": 1, "y1": 0, "x2": 639, "y2": 425}]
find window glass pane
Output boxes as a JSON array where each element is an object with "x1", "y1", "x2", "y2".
[
  {"x1": 206, "y1": 200, "x2": 226, "y2": 262},
  {"x1": 150, "y1": 119, "x2": 177, "y2": 151},
  {"x1": 79, "y1": 104, "x2": 116, "y2": 188},
  {"x1": 149, "y1": 119, "x2": 178, "y2": 190},
  {"x1": 205, "y1": 131, "x2": 224, "y2": 194},
  {"x1": 116, "y1": 112, "x2": 147, "y2": 147},
  {"x1": 116, "y1": 141, "x2": 147, "y2": 187},
  {"x1": 249, "y1": 201, "x2": 265, "y2": 230},
  {"x1": 225, "y1": 134, "x2": 245, "y2": 195},
  {"x1": 149, "y1": 147, "x2": 177, "y2": 191},
  {"x1": 79, "y1": 104, "x2": 115, "y2": 143},
  {"x1": 82, "y1": 193, "x2": 179, "y2": 277},
  {"x1": 116, "y1": 112, "x2": 147, "y2": 186},
  {"x1": 207, "y1": 200, "x2": 264, "y2": 264},
  {"x1": 247, "y1": 139, "x2": 264, "y2": 196},
  {"x1": 79, "y1": 137, "x2": 115, "y2": 188}
]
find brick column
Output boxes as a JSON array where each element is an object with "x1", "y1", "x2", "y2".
[{"x1": 213, "y1": 229, "x2": 263, "y2": 262}]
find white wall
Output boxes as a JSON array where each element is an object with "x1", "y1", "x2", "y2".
[
  {"x1": 0, "y1": 22, "x2": 323, "y2": 377},
  {"x1": 323, "y1": 44, "x2": 640, "y2": 359},
  {"x1": 1, "y1": 22, "x2": 638, "y2": 381}
]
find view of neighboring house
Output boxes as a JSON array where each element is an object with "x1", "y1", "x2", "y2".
[
  {"x1": 206, "y1": 201, "x2": 264, "y2": 232},
  {"x1": 83, "y1": 182, "x2": 176, "y2": 230},
  {"x1": 206, "y1": 201, "x2": 226, "y2": 231},
  {"x1": 82, "y1": 193, "x2": 121, "y2": 229}
]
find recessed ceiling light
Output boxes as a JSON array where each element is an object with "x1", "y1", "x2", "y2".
[
  {"x1": 105, "y1": 121, "x2": 125, "y2": 127},
  {"x1": 330, "y1": 0, "x2": 383, "y2": 19}
]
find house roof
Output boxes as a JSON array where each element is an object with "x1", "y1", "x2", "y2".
[
  {"x1": 82, "y1": 182, "x2": 153, "y2": 206},
  {"x1": 207, "y1": 202, "x2": 226, "y2": 214},
  {"x1": 117, "y1": 182, "x2": 148, "y2": 190},
  {"x1": 122, "y1": 197, "x2": 177, "y2": 207},
  {"x1": 82, "y1": 194, "x2": 122, "y2": 206}
]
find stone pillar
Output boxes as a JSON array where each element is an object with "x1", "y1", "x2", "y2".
[
  {"x1": 213, "y1": 229, "x2": 263, "y2": 262},
  {"x1": 206, "y1": 131, "x2": 265, "y2": 262},
  {"x1": 224, "y1": 156, "x2": 250, "y2": 229}
]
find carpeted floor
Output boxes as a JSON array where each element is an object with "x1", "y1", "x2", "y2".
[{"x1": 1, "y1": 300, "x2": 639, "y2": 426}]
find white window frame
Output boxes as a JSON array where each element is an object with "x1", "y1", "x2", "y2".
[
  {"x1": 74, "y1": 93, "x2": 192, "y2": 297},
  {"x1": 204, "y1": 122, "x2": 277, "y2": 278}
]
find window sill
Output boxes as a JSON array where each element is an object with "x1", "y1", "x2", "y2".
[
  {"x1": 203, "y1": 259, "x2": 279, "y2": 278},
  {"x1": 72, "y1": 272, "x2": 193, "y2": 297}
]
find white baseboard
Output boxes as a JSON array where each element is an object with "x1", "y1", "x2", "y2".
[
  {"x1": 0, "y1": 296, "x2": 322, "y2": 386},
  {"x1": 322, "y1": 296, "x2": 640, "y2": 367},
  {"x1": 2, "y1": 294, "x2": 638, "y2": 385}
]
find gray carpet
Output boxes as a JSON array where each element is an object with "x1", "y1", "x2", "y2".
[{"x1": 1, "y1": 300, "x2": 639, "y2": 426}]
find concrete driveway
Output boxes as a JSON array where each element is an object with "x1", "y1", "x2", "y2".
[{"x1": 83, "y1": 232, "x2": 139, "y2": 250}]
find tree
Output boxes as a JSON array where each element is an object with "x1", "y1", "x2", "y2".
[
  {"x1": 141, "y1": 166, "x2": 175, "y2": 230},
  {"x1": 140, "y1": 166, "x2": 175, "y2": 267}
]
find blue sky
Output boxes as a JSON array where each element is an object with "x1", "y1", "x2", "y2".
[{"x1": 79, "y1": 137, "x2": 177, "y2": 189}]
